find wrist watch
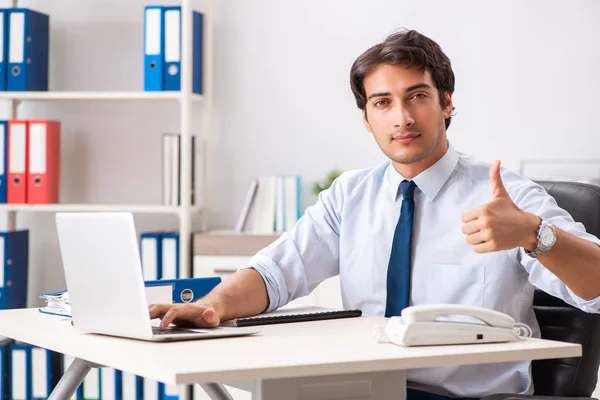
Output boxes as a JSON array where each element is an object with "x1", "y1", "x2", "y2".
[{"x1": 525, "y1": 218, "x2": 557, "y2": 258}]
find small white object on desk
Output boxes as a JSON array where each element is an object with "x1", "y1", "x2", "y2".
[
  {"x1": 374, "y1": 304, "x2": 533, "y2": 347},
  {"x1": 39, "y1": 286, "x2": 174, "y2": 318}
]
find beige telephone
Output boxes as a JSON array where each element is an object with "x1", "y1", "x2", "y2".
[{"x1": 377, "y1": 304, "x2": 532, "y2": 347}]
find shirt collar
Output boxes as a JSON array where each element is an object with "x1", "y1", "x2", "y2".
[{"x1": 385, "y1": 141, "x2": 459, "y2": 202}]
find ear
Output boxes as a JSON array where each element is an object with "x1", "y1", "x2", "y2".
[
  {"x1": 362, "y1": 109, "x2": 372, "y2": 133},
  {"x1": 443, "y1": 92, "x2": 453, "y2": 119}
]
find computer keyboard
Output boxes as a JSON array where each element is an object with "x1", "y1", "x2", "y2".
[{"x1": 151, "y1": 326, "x2": 195, "y2": 335}]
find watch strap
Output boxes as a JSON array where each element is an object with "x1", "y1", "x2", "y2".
[
  {"x1": 525, "y1": 246, "x2": 547, "y2": 258},
  {"x1": 525, "y1": 218, "x2": 553, "y2": 258}
]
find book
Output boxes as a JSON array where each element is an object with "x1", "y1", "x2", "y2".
[
  {"x1": 220, "y1": 306, "x2": 362, "y2": 327},
  {"x1": 39, "y1": 290, "x2": 71, "y2": 318},
  {"x1": 249, "y1": 175, "x2": 302, "y2": 234},
  {"x1": 161, "y1": 133, "x2": 196, "y2": 206},
  {"x1": 235, "y1": 179, "x2": 258, "y2": 232}
]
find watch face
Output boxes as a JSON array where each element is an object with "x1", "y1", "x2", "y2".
[{"x1": 539, "y1": 225, "x2": 556, "y2": 247}]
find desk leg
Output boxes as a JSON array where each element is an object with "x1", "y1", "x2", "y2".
[
  {"x1": 197, "y1": 383, "x2": 234, "y2": 400},
  {"x1": 253, "y1": 370, "x2": 406, "y2": 400},
  {"x1": 48, "y1": 358, "x2": 98, "y2": 400}
]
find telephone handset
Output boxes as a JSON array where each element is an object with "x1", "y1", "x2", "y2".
[
  {"x1": 376, "y1": 304, "x2": 532, "y2": 347},
  {"x1": 402, "y1": 304, "x2": 516, "y2": 329}
]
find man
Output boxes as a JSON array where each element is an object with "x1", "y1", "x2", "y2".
[{"x1": 150, "y1": 29, "x2": 600, "y2": 398}]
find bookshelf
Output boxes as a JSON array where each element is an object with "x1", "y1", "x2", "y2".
[
  {"x1": 0, "y1": 91, "x2": 205, "y2": 102},
  {"x1": 0, "y1": 204, "x2": 202, "y2": 214},
  {"x1": 4, "y1": 0, "x2": 213, "y2": 282},
  {"x1": 1, "y1": 1, "x2": 213, "y2": 399}
]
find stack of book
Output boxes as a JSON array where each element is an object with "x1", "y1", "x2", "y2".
[
  {"x1": 0, "y1": 8, "x2": 49, "y2": 92},
  {"x1": 236, "y1": 175, "x2": 302, "y2": 234},
  {"x1": 0, "y1": 230, "x2": 29, "y2": 311},
  {"x1": 0, "y1": 120, "x2": 61, "y2": 204},
  {"x1": 143, "y1": 5, "x2": 203, "y2": 94},
  {"x1": 38, "y1": 290, "x2": 70, "y2": 317},
  {"x1": 2, "y1": 343, "x2": 61, "y2": 400},
  {"x1": 139, "y1": 231, "x2": 184, "y2": 280},
  {"x1": 161, "y1": 134, "x2": 196, "y2": 206},
  {"x1": 0, "y1": 230, "x2": 29, "y2": 396}
]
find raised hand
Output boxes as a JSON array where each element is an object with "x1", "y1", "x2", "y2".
[{"x1": 461, "y1": 160, "x2": 540, "y2": 253}]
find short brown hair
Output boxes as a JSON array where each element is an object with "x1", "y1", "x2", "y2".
[{"x1": 350, "y1": 29, "x2": 456, "y2": 129}]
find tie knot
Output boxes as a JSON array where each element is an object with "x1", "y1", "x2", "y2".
[{"x1": 400, "y1": 180, "x2": 416, "y2": 199}]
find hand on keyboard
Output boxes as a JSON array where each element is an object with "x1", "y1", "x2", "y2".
[{"x1": 149, "y1": 300, "x2": 221, "y2": 330}]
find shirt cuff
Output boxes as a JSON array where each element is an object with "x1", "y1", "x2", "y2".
[
  {"x1": 237, "y1": 255, "x2": 289, "y2": 313},
  {"x1": 566, "y1": 285, "x2": 600, "y2": 313}
]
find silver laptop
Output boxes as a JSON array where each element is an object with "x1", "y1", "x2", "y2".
[{"x1": 55, "y1": 211, "x2": 258, "y2": 342}]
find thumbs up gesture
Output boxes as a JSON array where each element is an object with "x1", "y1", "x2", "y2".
[{"x1": 461, "y1": 160, "x2": 540, "y2": 253}]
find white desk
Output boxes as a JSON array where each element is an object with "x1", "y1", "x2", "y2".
[{"x1": 0, "y1": 308, "x2": 582, "y2": 400}]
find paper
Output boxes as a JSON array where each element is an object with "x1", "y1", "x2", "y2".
[
  {"x1": 39, "y1": 285, "x2": 173, "y2": 319},
  {"x1": 39, "y1": 290, "x2": 71, "y2": 317},
  {"x1": 144, "y1": 285, "x2": 172, "y2": 306}
]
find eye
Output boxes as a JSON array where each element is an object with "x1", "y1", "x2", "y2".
[
  {"x1": 373, "y1": 99, "x2": 390, "y2": 107},
  {"x1": 410, "y1": 93, "x2": 427, "y2": 100}
]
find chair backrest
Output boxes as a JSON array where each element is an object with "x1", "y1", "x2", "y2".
[{"x1": 531, "y1": 181, "x2": 600, "y2": 396}]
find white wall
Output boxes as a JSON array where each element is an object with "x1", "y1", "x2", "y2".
[{"x1": 11, "y1": 0, "x2": 600, "y2": 305}]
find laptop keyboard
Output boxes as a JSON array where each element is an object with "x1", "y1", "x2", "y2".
[{"x1": 152, "y1": 326, "x2": 199, "y2": 335}]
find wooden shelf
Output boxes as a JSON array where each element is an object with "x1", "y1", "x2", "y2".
[
  {"x1": 0, "y1": 91, "x2": 204, "y2": 102},
  {"x1": 0, "y1": 204, "x2": 203, "y2": 215}
]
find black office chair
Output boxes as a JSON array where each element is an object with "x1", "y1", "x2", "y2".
[{"x1": 483, "y1": 181, "x2": 600, "y2": 400}]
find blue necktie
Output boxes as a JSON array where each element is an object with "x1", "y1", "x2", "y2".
[{"x1": 385, "y1": 179, "x2": 417, "y2": 317}]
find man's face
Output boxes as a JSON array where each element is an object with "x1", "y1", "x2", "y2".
[{"x1": 362, "y1": 64, "x2": 453, "y2": 168}]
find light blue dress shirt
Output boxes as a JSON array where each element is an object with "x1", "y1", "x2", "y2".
[{"x1": 241, "y1": 142, "x2": 600, "y2": 397}]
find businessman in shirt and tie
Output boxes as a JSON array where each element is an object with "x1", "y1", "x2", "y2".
[{"x1": 149, "y1": 29, "x2": 600, "y2": 398}]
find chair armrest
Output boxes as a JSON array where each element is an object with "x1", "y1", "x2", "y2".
[{"x1": 481, "y1": 394, "x2": 597, "y2": 400}]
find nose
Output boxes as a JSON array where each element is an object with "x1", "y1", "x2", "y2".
[{"x1": 393, "y1": 103, "x2": 415, "y2": 129}]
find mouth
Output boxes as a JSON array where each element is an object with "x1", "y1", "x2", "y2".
[{"x1": 392, "y1": 134, "x2": 421, "y2": 144}]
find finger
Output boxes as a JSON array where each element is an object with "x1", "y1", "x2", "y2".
[
  {"x1": 473, "y1": 241, "x2": 494, "y2": 254},
  {"x1": 466, "y1": 230, "x2": 488, "y2": 246},
  {"x1": 461, "y1": 206, "x2": 484, "y2": 223},
  {"x1": 159, "y1": 307, "x2": 182, "y2": 330},
  {"x1": 490, "y1": 160, "x2": 509, "y2": 198},
  {"x1": 462, "y1": 219, "x2": 484, "y2": 235},
  {"x1": 160, "y1": 305, "x2": 219, "y2": 329},
  {"x1": 200, "y1": 308, "x2": 219, "y2": 327},
  {"x1": 149, "y1": 304, "x2": 173, "y2": 320}
]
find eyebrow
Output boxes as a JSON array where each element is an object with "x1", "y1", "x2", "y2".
[{"x1": 367, "y1": 83, "x2": 433, "y2": 100}]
